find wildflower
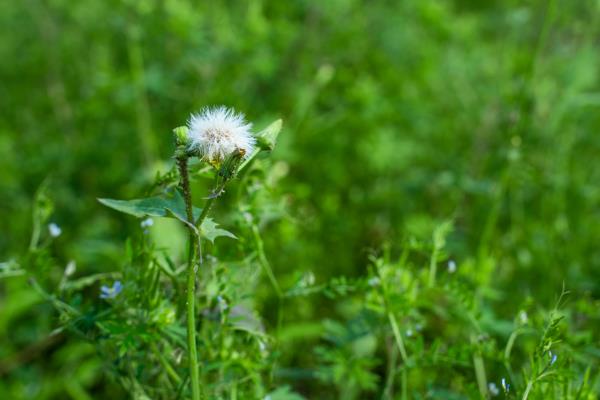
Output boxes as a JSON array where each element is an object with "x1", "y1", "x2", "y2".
[
  {"x1": 100, "y1": 280, "x2": 123, "y2": 299},
  {"x1": 48, "y1": 223, "x2": 62, "y2": 238},
  {"x1": 368, "y1": 277, "x2": 380, "y2": 287},
  {"x1": 549, "y1": 351, "x2": 557, "y2": 366},
  {"x1": 501, "y1": 378, "x2": 510, "y2": 393},
  {"x1": 187, "y1": 106, "x2": 255, "y2": 164},
  {"x1": 518, "y1": 310, "x2": 528, "y2": 324},
  {"x1": 406, "y1": 329, "x2": 413, "y2": 337},
  {"x1": 258, "y1": 340, "x2": 267, "y2": 352},
  {"x1": 300, "y1": 271, "x2": 316, "y2": 287},
  {"x1": 447, "y1": 260, "x2": 457, "y2": 273},
  {"x1": 140, "y1": 217, "x2": 154, "y2": 228},
  {"x1": 217, "y1": 295, "x2": 229, "y2": 312},
  {"x1": 64, "y1": 261, "x2": 76, "y2": 277},
  {"x1": 488, "y1": 382, "x2": 499, "y2": 396}
]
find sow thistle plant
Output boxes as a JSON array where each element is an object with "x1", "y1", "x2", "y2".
[
  {"x1": 92, "y1": 106, "x2": 283, "y2": 399},
  {"x1": 9, "y1": 109, "x2": 598, "y2": 399}
]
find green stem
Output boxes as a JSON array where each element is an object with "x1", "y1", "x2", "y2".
[
  {"x1": 150, "y1": 342, "x2": 182, "y2": 386},
  {"x1": 473, "y1": 352, "x2": 488, "y2": 399},
  {"x1": 194, "y1": 195, "x2": 214, "y2": 265},
  {"x1": 387, "y1": 311, "x2": 409, "y2": 363},
  {"x1": 522, "y1": 379, "x2": 534, "y2": 400},
  {"x1": 428, "y1": 246, "x2": 438, "y2": 287},
  {"x1": 382, "y1": 338, "x2": 398, "y2": 399},
  {"x1": 177, "y1": 156, "x2": 201, "y2": 400},
  {"x1": 251, "y1": 224, "x2": 282, "y2": 297}
]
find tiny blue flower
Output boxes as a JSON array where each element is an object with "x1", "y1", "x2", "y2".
[
  {"x1": 549, "y1": 351, "x2": 557, "y2": 366},
  {"x1": 100, "y1": 280, "x2": 123, "y2": 299},
  {"x1": 501, "y1": 378, "x2": 510, "y2": 393}
]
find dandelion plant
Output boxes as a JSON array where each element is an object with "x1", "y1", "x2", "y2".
[{"x1": 98, "y1": 106, "x2": 282, "y2": 399}]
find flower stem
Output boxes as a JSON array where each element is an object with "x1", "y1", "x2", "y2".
[
  {"x1": 195, "y1": 197, "x2": 214, "y2": 227},
  {"x1": 176, "y1": 156, "x2": 201, "y2": 400},
  {"x1": 251, "y1": 223, "x2": 282, "y2": 297}
]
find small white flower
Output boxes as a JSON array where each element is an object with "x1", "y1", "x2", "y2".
[
  {"x1": 406, "y1": 329, "x2": 413, "y2": 337},
  {"x1": 187, "y1": 106, "x2": 255, "y2": 163},
  {"x1": 48, "y1": 223, "x2": 62, "y2": 238},
  {"x1": 258, "y1": 340, "x2": 267, "y2": 352},
  {"x1": 64, "y1": 261, "x2": 77, "y2": 277},
  {"x1": 368, "y1": 277, "x2": 380, "y2": 287},
  {"x1": 300, "y1": 271, "x2": 316, "y2": 287},
  {"x1": 140, "y1": 217, "x2": 154, "y2": 228},
  {"x1": 447, "y1": 260, "x2": 457, "y2": 273},
  {"x1": 488, "y1": 382, "x2": 499, "y2": 396},
  {"x1": 519, "y1": 310, "x2": 528, "y2": 324},
  {"x1": 217, "y1": 295, "x2": 228, "y2": 312}
]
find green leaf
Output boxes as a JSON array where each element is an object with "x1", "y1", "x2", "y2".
[
  {"x1": 200, "y1": 218, "x2": 237, "y2": 243},
  {"x1": 98, "y1": 191, "x2": 202, "y2": 221},
  {"x1": 265, "y1": 386, "x2": 305, "y2": 400}
]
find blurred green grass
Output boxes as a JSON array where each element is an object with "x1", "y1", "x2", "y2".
[{"x1": 1, "y1": 0, "x2": 599, "y2": 398}]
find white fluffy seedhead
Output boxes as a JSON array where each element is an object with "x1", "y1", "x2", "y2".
[{"x1": 187, "y1": 106, "x2": 255, "y2": 164}]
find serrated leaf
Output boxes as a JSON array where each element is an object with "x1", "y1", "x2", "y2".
[
  {"x1": 200, "y1": 218, "x2": 237, "y2": 243},
  {"x1": 98, "y1": 191, "x2": 202, "y2": 221}
]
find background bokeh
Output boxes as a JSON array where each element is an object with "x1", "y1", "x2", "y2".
[{"x1": 1, "y1": 0, "x2": 599, "y2": 398}]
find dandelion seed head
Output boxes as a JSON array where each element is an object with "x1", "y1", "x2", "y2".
[
  {"x1": 48, "y1": 223, "x2": 62, "y2": 238},
  {"x1": 187, "y1": 106, "x2": 255, "y2": 164}
]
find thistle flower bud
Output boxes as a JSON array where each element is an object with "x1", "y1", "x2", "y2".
[
  {"x1": 173, "y1": 126, "x2": 191, "y2": 147},
  {"x1": 256, "y1": 119, "x2": 282, "y2": 151}
]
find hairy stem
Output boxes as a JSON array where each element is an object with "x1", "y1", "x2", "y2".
[
  {"x1": 194, "y1": 197, "x2": 214, "y2": 266},
  {"x1": 177, "y1": 156, "x2": 201, "y2": 400}
]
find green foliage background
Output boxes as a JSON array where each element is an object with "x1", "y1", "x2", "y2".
[{"x1": 1, "y1": 0, "x2": 599, "y2": 399}]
